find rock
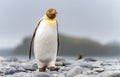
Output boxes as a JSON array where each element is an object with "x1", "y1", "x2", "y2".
[
  {"x1": 103, "y1": 64, "x2": 120, "y2": 71},
  {"x1": 56, "y1": 61, "x2": 71, "y2": 66},
  {"x1": 5, "y1": 67, "x2": 16, "y2": 75},
  {"x1": 74, "y1": 74, "x2": 101, "y2": 77},
  {"x1": 4, "y1": 75, "x2": 15, "y2": 77},
  {"x1": 58, "y1": 74, "x2": 65, "y2": 77},
  {"x1": 93, "y1": 68, "x2": 104, "y2": 73},
  {"x1": 56, "y1": 56, "x2": 71, "y2": 66},
  {"x1": 63, "y1": 61, "x2": 72, "y2": 66},
  {"x1": 0, "y1": 66, "x2": 16, "y2": 75},
  {"x1": 59, "y1": 67, "x2": 72, "y2": 72},
  {"x1": 32, "y1": 72, "x2": 52, "y2": 77},
  {"x1": 14, "y1": 72, "x2": 32, "y2": 77},
  {"x1": 70, "y1": 60, "x2": 82, "y2": 66},
  {"x1": 8, "y1": 62, "x2": 26, "y2": 72},
  {"x1": 21, "y1": 61, "x2": 37, "y2": 71},
  {"x1": 15, "y1": 66, "x2": 26, "y2": 72},
  {"x1": 57, "y1": 73, "x2": 66, "y2": 77},
  {"x1": 82, "y1": 67, "x2": 104, "y2": 75},
  {"x1": 52, "y1": 73, "x2": 58, "y2": 77},
  {"x1": 81, "y1": 61, "x2": 102, "y2": 69},
  {"x1": 74, "y1": 74, "x2": 89, "y2": 77},
  {"x1": 7, "y1": 69, "x2": 16, "y2": 75},
  {"x1": 67, "y1": 66, "x2": 83, "y2": 77},
  {"x1": 56, "y1": 59, "x2": 71, "y2": 66},
  {"x1": 101, "y1": 62, "x2": 112, "y2": 66},
  {"x1": 101, "y1": 71, "x2": 120, "y2": 77},
  {"x1": 56, "y1": 56, "x2": 66, "y2": 62},
  {"x1": 84, "y1": 58, "x2": 98, "y2": 62},
  {"x1": 55, "y1": 62, "x2": 63, "y2": 66},
  {"x1": 0, "y1": 61, "x2": 26, "y2": 74},
  {"x1": 82, "y1": 69, "x2": 98, "y2": 75},
  {"x1": 71, "y1": 60, "x2": 102, "y2": 69}
]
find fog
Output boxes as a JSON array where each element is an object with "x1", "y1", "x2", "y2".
[{"x1": 0, "y1": 0, "x2": 120, "y2": 49}]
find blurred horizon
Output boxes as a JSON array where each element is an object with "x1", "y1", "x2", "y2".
[
  {"x1": 0, "y1": 0, "x2": 120, "y2": 49},
  {"x1": 0, "y1": 33, "x2": 120, "y2": 50},
  {"x1": 0, "y1": 34, "x2": 120, "y2": 58}
]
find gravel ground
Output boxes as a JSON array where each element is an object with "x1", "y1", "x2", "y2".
[{"x1": 0, "y1": 56, "x2": 120, "y2": 77}]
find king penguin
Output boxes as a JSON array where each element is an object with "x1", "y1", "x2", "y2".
[{"x1": 29, "y1": 8, "x2": 59, "y2": 72}]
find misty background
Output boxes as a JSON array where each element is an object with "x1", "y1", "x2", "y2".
[{"x1": 0, "y1": 0, "x2": 120, "y2": 58}]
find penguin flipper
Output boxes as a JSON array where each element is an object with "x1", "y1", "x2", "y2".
[
  {"x1": 56, "y1": 21, "x2": 59, "y2": 55},
  {"x1": 29, "y1": 19, "x2": 43, "y2": 60}
]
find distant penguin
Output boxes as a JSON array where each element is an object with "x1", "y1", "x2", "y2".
[{"x1": 29, "y1": 8, "x2": 59, "y2": 72}]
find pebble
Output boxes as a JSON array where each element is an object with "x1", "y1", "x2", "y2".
[
  {"x1": 84, "y1": 58, "x2": 98, "y2": 62},
  {"x1": 57, "y1": 73, "x2": 66, "y2": 77},
  {"x1": 56, "y1": 56, "x2": 66, "y2": 62},
  {"x1": 67, "y1": 66, "x2": 83, "y2": 77},
  {"x1": 59, "y1": 67, "x2": 72, "y2": 72},
  {"x1": 0, "y1": 66, "x2": 16, "y2": 75},
  {"x1": 14, "y1": 72, "x2": 32, "y2": 77},
  {"x1": 74, "y1": 74, "x2": 89, "y2": 77},
  {"x1": 55, "y1": 62, "x2": 63, "y2": 66},
  {"x1": 32, "y1": 72, "x2": 52, "y2": 77},
  {"x1": 101, "y1": 71, "x2": 120, "y2": 77},
  {"x1": 93, "y1": 68, "x2": 104, "y2": 73},
  {"x1": 21, "y1": 61, "x2": 37, "y2": 71}
]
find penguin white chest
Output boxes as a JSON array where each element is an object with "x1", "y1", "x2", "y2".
[{"x1": 34, "y1": 20, "x2": 57, "y2": 62}]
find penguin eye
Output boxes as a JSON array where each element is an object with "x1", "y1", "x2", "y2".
[
  {"x1": 48, "y1": 10, "x2": 51, "y2": 13},
  {"x1": 48, "y1": 10, "x2": 52, "y2": 13},
  {"x1": 52, "y1": 14, "x2": 55, "y2": 15}
]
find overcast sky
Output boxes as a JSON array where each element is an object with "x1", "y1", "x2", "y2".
[{"x1": 0, "y1": 0, "x2": 120, "y2": 49}]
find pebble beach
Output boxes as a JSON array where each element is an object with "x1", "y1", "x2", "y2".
[{"x1": 0, "y1": 56, "x2": 120, "y2": 77}]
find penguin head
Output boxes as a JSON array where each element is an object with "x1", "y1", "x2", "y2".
[{"x1": 46, "y1": 8, "x2": 57, "y2": 19}]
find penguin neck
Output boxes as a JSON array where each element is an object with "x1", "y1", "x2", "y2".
[
  {"x1": 46, "y1": 15, "x2": 55, "y2": 19},
  {"x1": 45, "y1": 17, "x2": 56, "y2": 23}
]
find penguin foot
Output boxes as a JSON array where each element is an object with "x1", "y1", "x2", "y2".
[
  {"x1": 39, "y1": 67, "x2": 46, "y2": 72},
  {"x1": 49, "y1": 66, "x2": 60, "y2": 71}
]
